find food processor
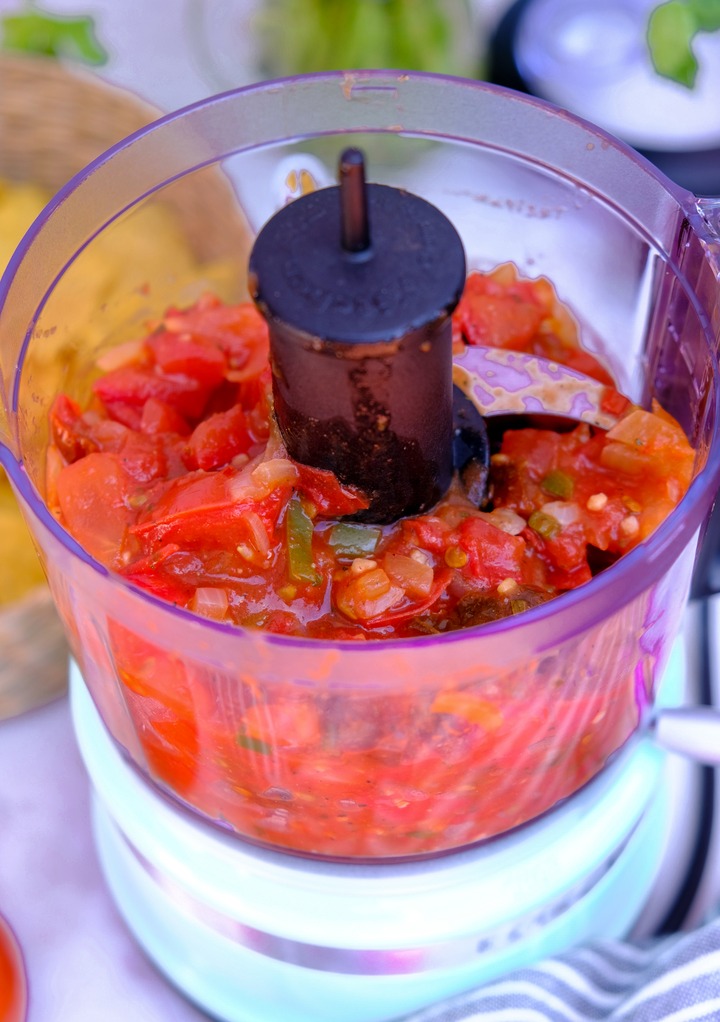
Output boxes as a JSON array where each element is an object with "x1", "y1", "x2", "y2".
[{"x1": 1, "y1": 72, "x2": 720, "y2": 1021}]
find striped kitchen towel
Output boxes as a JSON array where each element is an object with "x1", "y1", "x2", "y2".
[{"x1": 401, "y1": 917, "x2": 720, "y2": 1021}]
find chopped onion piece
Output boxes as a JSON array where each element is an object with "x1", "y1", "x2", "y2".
[
  {"x1": 227, "y1": 453, "x2": 265, "y2": 502},
  {"x1": 251, "y1": 457, "x2": 298, "y2": 497},
  {"x1": 335, "y1": 567, "x2": 405, "y2": 622},
  {"x1": 243, "y1": 509, "x2": 272, "y2": 563},
  {"x1": 191, "y1": 586, "x2": 229, "y2": 620},
  {"x1": 95, "y1": 337, "x2": 146, "y2": 371},
  {"x1": 540, "y1": 501, "x2": 580, "y2": 527},
  {"x1": 384, "y1": 553, "x2": 434, "y2": 598},
  {"x1": 228, "y1": 451, "x2": 297, "y2": 503},
  {"x1": 480, "y1": 508, "x2": 527, "y2": 536}
]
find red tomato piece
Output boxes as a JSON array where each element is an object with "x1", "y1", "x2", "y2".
[
  {"x1": 600, "y1": 386, "x2": 632, "y2": 417},
  {"x1": 523, "y1": 522, "x2": 593, "y2": 588},
  {"x1": 49, "y1": 394, "x2": 98, "y2": 463},
  {"x1": 140, "y1": 397, "x2": 191, "y2": 437},
  {"x1": 99, "y1": 400, "x2": 144, "y2": 431},
  {"x1": 294, "y1": 461, "x2": 370, "y2": 517},
  {"x1": 55, "y1": 451, "x2": 137, "y2": 566},
  {"x1": 403, "y1": 514, "x2": 452, "y2": 555},
  {"x1": 120, "y1": 544, "x2": 194, "y2": 604},
  {"x1": 460, "y1": 292, "x2": 544, "y2": 349},
  {"x1": 80, "y1": 417, "x2": 129, "y2": 453},
  {"x1": 236, "y1": 369, "x2": 273, "y2": 442},
  {"x1": 164, "y1": 296, "x2": 270, "y2": 383},
  {"x1": 131, "y1": 467, "x2": 288, "y2": 551},
  {"x1": 146, "y1": 330, "x2": 227, "y2": 390},
  {"x1": 141, "y1": 716, "x2": 200, "y2": 795},
  {"x1": 93, "y1": 366, "x2": 210, "y2": 421},
  {"x1": 454, "y1": 273, "x2": 545, "y2": 349},
  {"x1": 183, "y1": 403, "x2": 251, "y2": 471},
  {"x1": 458, "y1": 516, "x2": 527, "y2": 586},
  {"x1": 116, "y1": 430, "x2": 168, "y2": 483}
]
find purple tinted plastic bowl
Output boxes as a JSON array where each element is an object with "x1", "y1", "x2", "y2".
[{"x1": 1, "y1": 72, "x2": 719, "y2": 860}]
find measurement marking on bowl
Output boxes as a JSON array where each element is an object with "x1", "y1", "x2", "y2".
[
  {"x1": 343, "y1": 75, "x2": 399, "y2": 102},
  {"x1": 451, "y1": 189, "x2": 570, "y2": 221}
]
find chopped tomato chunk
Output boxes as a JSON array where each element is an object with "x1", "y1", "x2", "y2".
[
  {"x1": 146, "y1": 330, "x2": 228, "y2": 389},
  {"x1": 453, "y1": 265, "x2": 614, "y2": 385},
  {"x1": 294, "y1": 461, "x2": 370, "y2": 517},
  {"x1": 55, "y1": 451, "x2": 136, "y2": 567},
  {"x1": 184, "y1": 403, "x2": 252, "y2": 471},
  {"x1": 93, "y1": 365, "x2": 209, "y2": 421}
]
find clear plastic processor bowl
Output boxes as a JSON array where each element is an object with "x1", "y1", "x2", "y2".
[{"x1": 1, "y1": 72, "x2": 719, "y2": 861}]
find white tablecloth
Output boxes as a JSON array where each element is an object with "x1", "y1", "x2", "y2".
[{"x1": 0, "y1": 695, "x2": 208, "y2": 1022}]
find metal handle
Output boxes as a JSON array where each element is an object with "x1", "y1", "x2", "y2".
[{"x1": 652, "y1": 706, "x2": 720, "y2": 765}]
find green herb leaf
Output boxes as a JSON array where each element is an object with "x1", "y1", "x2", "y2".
[
  {"x1": 540, "y1": 469, "x2": 574, "y2": 500},
  {"x1": 236, "y1": 732, "x2": 272, "y2": 755},
  {"x1": 257, "y1": 0, "x2": 475, "y2": 77},
  {"x1": 647, "y1": 1, "x2": 703, "y2": 87},
  {"x1": 1, "y1": 7, "x2": 108, "y2": 66},
  {"x1": 687, "y1": 0, "x2": 720, "y2": 32}
]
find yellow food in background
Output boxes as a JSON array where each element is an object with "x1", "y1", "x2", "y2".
[
  {"x1": 0, "y1": 176, "x2": 239, "y2": 606},
  {"x1": 1, "y1": 178, "x2": 49, "y2": 606},
  {"x1": 0, "y1": 480, "x2": 47, "y2": 603},
  {"x1": 0, "y1": 179, "x2": 49, "y2": 268}
]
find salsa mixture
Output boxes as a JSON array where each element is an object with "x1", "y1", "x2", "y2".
[
  {"x1": 46, "y1": 264, "x2": 695, "y2": 857},
  {"x1": 0, "y1": 912, "x2": 26, "y2": 1022},
  {"x1": 48, "y1": 264, "x2": 693, "y2": 640}
]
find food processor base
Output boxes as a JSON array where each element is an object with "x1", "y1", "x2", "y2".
[
  {"x1": 90, "y1": 793, "x2": 665, "y2": 1022},
  {"x1": 69, "y1": 644, "x2": 691, "y2": 1022}
]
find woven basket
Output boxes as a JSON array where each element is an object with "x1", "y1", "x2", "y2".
[
  {"x1": 0, "y1": 52, "x2": 248, "y2": 262},
  {"x1": 0, "y1": 54, "x2": 248, "y2": 718}
]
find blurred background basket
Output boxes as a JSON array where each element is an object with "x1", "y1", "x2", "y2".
[
  {"x1": 0, "y1": 52, "x2": 247, "y2": 718},
  {"x1": 0, "y1": 51, "x2": 247, "y2": 261},
  {"x1": 0, "y1": 52, "x2": 156, "y2": 191}
]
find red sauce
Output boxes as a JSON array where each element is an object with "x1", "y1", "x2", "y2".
[
  {"x1": 44, "y1": 265, "x2": 694, "y2": 857},
  {"x1": 47, "y1": 268, "x2": 692, "y2": 640},
  {"x1": 0, "y1": 915, "x2": 26, "y2": 1022}
]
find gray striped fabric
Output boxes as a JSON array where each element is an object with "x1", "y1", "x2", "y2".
[{"x1": 401, "y1": 919, "x2": 720, "y2": 1021}]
